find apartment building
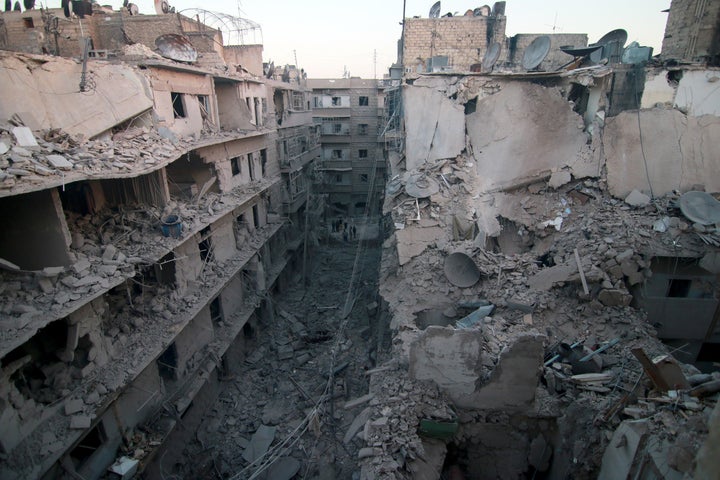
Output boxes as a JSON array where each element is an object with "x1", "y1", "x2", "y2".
[
  {"x1": 308, "y1": 78, "x2": 385, "y2": 217},
  {"x1": 0, "y1": 6, "x2": 319, "y2": 479}
]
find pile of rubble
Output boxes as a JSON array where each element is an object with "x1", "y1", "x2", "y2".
[{"x1": 159, "y1": 239, "x2": 384, "y2": 479}]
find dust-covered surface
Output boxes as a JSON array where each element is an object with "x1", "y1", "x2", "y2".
[
  {"x1": 369, "y1": 72, "x2": 720, "y2": 479},
  {"x1": 163, "y1": 229, "x2": 387, "y2": 479}
]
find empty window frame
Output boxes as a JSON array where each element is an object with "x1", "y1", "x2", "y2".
[
  {"x1": 260, "y1": 149, "x2": 267, "y2": 176},
  {"x1": 331, "y1": 149, "x2": 343, "y2": 159},
  {"x1": 358, "y1": 96, "x2": 369, "y2": 106},
  {"x1": 360, "y1": 173, "x2": 369, "y2": 183},
  {"x1": 292, "y1": 92, "x2": 304, "y2": 110},
  {"x1": 171, "y1": 92, "x2": 186, "y2": 118},
  {"x1": 230, "y1": 156, "x2": 241, "y2": 176},
  {"x1": 199, "y1": 226, "x2": 213, "y2": 262},
  {"x1": 247, "y1": 154, "x2": 255, "y2": 181},
  {"x1": 69, "y1": 423, "x2": 107, "y2": 469},
  {"x1": 331, "y1": 96, "x2": 342, "y2": 106},
  {"x1": 358, "y1": 149, "x2": 368, "y2": 158},
  {"x1": 358, "y1": 123, "x2": 369, "y2": 135},
  {"x1": 210, "y1": 296, "x2": 223, "y2": 323}
]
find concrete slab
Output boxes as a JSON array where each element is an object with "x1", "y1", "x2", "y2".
[
  {"x1": 404, "y1": 86, "x2": 465, "y2": 170},
  {"x1": 11, "y1": 126, "x2": 38, "y2": 147},
  {"x1": 243, "y1": 425, "x2": 276, "y2": 464}
]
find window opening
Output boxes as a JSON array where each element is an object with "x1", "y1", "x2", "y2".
[
  {"x1": 210, "y1": 297, "x2": 223, "y2": 323},
  {"x1": 157, "y1": 343, "x2": 178, "y2": 381},
  {"x1": 171, "y1": 92, "x2": 186, "y2": 118},
  {"x1": 231, "y1": 156, "x2": 241, "y2": 176}
]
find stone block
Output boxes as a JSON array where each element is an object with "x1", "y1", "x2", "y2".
[
  {"x1": 64, "y1": 398, "x2": 83, "y2": 415},
  {"x1": 69, "y1": 415, "x2": 92, "y2": 429}
]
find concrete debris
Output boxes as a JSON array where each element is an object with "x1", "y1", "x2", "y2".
[
  {"x1": 624, "y1": 189, "x2": 651, "y2": 207},
  {"x1": 243, "y1": 425, "x2": 276, "y2": 464}
]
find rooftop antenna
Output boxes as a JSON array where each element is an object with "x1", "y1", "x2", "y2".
[
  {"x1": 293, "y1": 49, "x2": 298, "y2": 67},
  {"x1": 544, "y1": 12, "x2": 563, "y2": 33},
  {"x1": 429, "y1": 1, "x2": 440, "y2": 18}
]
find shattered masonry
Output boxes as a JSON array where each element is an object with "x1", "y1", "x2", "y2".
[
  {"x1": 0, "y1": 1, "x2": 720, "y2": 480},
  {"x1": 0, "y1": 4, "x2": 324, "y2": 479},
  {"x1": 360, "y1": 0, "x2": 720, "y2": 479}
]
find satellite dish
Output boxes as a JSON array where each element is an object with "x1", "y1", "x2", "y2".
[
  {"x1": 679, "y1": 191, "x2": 720, "y2": 225},
  {"x1": 475, "y1": 5, "x2": 491, "y2": 16},
  {"x1": 429, "y1": 1, "x2": 441, "y2": 19},
  {"x1": 154, "y1": 0, "x2": 170, "y2": 14},
  {"x1": 405, "y1": 171, "x2": 439, "y2": 198},
  {"x1": 127, "y1": 2, "x2": 138, "y2": 15},
  {"x1": 482, "y1": 42, "x2": 501, "y2": 71},
  {"x1": 559, "y1": 44, "x2": 602, "y2": 57},
  {"x1": 589, "y1": 29, "x2": 628, "y2": 63},
  {"x1": 444, "y1": 253, "x2": 481, "y2": 288},
  {"x1": 522, "y1": 35, "x2": 551, "y2": 70},
  {"x1": 155, "y1": 34, "x2": 198, "y2": 63}
]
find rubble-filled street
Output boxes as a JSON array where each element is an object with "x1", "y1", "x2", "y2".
[{"x1": 158, "y1": 228, "x2": 386, "y2": 479}]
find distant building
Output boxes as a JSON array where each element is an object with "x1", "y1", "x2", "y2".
[{"x1": 309, "y1": 78, "x2": 386, "y2": 217}]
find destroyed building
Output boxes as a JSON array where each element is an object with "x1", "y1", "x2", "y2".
[
  {"x1": 0, "y1": 4, "x2": 322, "y2": 479},
  {"x1": 360, "y1": 0, "x2": 720, "y2": 479},
  {"x1": 1, "y1": 1, "x2": 720, "y2": 480},
  {"x1": 309, "y1": 78, "x2": 386, "y2": 217}
]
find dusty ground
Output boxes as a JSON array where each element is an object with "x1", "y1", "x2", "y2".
[{"x1": 164, "y1": 221, "x2": 384, "y2": 479}]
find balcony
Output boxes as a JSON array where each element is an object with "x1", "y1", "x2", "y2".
[{"x1": 279, "y1": 145, "x2": 320, "y2": 173}]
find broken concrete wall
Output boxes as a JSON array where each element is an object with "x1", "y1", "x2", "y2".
[
  {"x1": 209, "y1": 215, "x2": 237, "y2": 264},
  {"x1": 148, "y1": 67, "x2": 212, "y2": 138},
  {"x1": 0, "y1": 52, "x2": 153, "y2": 138},
  {"x1": 466, "y1": 82, "x2": 591, "y2": 193},
  {"x1": 0, "y1": 189, "x2": 71, "y2": 270},
  {"x1": 174, "y1": 308, "x2": 214, "y2": 379},
  {"x1": 223, "y1": 45, "x2": 264, "y2": 77},
  {"x1": 409, "y1": 326, "x2": 545, "y2": 410},
  {"x1": 220, "y1": 274, "x2": 245, "y2": 323},
  {"x1": 115, "y1": 361, "x2": 165, "y2": 434},
  {"x1": 604, "y1": 109, "x2": 720, "y2": 197},
  {"x1": 674, "y1": 69, "x2": 720, "y2": 116},
  {"x1": 174, "y1": 239, "x2": 203, "y2": 294},
  {"x1": 403, "y1": 86, "x2": 465, "y2": 170},
  {"x1": 199, "y1": 136, "x2": 270, "y2": 192},
  {"x1": 240, "y1": 82, "x2": 268, "y2": 127},
  {"x1": 641, "y1": 69, "x2": 677, "y2": 108},
  {"x1": 215, "y1": 82, "x2": 256, "y2": 132}
]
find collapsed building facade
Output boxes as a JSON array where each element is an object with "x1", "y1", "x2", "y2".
[
  {"x1": 358, "y1": 0, "x2": 720, "y2": 479},
  {"x1": 0, "y1": 1, "x2": 719, "y2": 480},
  {"x1": 0, "y1": 5, "x2": 322, "y2": 479}
]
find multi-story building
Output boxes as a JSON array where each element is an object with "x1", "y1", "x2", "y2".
[
  {"x1": 308, "y1": 78, "x2": 385, "y2": 217},
  {"x1": 0, "y1": 5, "x2": 319, "y2": 479}
]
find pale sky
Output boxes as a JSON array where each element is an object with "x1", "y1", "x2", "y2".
[{"x1": 53, "y1": 1, "x2": 670, "y2": 78}]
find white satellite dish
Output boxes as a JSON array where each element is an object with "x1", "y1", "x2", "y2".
[{"x1": 154, "y1": 0, "x2": 170, "y2": 14}]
